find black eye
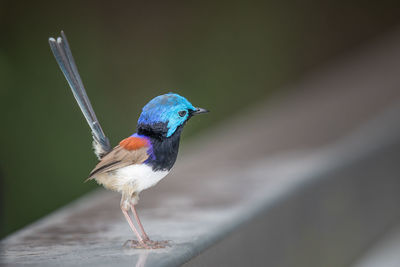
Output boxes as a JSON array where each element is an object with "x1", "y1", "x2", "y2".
[{"x1": 178, "y1": 110, "x2": 187, "y2": 117}]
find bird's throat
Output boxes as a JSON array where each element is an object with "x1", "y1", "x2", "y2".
[{"x1": 138, "y1": 123, "x2": 183, "y2": 171}]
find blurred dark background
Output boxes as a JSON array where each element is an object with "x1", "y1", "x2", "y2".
[{"x1": 1, "y1": 0, "x2": 399, "y2": 238}]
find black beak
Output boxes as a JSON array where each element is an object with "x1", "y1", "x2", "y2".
[{"x1": 191, "y1": 107, "x2": 209, "y2": 115}]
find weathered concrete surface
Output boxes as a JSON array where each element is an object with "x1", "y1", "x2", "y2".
[
  {"x1": 352, "y1": 224, "x2": 400, "y2": 267},
  {"x1": 2, "y1": 28, "x2": 400, "y2": 266},
  {"x1": 185, "y1": 106, "x2": 400, "y2": 267}
]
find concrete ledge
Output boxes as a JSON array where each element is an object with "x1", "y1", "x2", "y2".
[
  {"x1": 2, "y1": 29, "x2": 400, "y2": 266},
  {"x1": 186, "y1": 105, "x2": 400, "y2": 267},
  {"x1": 352, "y1": 224, "x2": 400, "y2": 267}
]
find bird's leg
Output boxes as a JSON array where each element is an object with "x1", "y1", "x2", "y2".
[
  {"x1": 130, "y1": 204, "x2": 170, "y2": 248},
  {"x1": 121, "y1": 195, "x2": 149, "y2": 249},
  {"x1": 121, "y1": 208, "x2": 143, "y2": 242},
  {"x1": 131, "y1": 204, "x2": 150, "y2": 241},
  {"x1": 121, "y1": 208, "x2": 150, "y2": 249}
]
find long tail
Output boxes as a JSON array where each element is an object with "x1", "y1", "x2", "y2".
[{"x1": 49, "y1": 31, "x2": 111, "y2": 159}]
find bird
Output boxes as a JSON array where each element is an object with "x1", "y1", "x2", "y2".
[{"x1": 48, "y1": 31, "x2": 208, "y2": 249}]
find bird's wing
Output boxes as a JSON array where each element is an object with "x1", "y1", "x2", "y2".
[
  {"x1": 88, "y1": 136, "x2": 150, "y2": 179},
  {"x1": 48, "y1": 31, "x2": 111, "y2": 159}
]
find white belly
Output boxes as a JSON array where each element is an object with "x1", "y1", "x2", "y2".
[
  {"x1": 116, "y1": 164, "x2": 169, "y2": 192},
  {"x1": 96, "y1": 164, "x2": 169, "y2": 194}
]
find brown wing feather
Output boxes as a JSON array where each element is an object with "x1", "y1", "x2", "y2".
[{"x1": 87, "y1": 145, "x2": 149, "y2": 180}]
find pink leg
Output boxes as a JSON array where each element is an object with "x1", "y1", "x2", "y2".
[
  {"x1": 131, "y1": 204, "x2": 149, "y2": 241},
  {"x1": 121, "y1": 208, "x2": 148, "y2": 248}
]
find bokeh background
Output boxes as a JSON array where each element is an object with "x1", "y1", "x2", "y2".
[{"x1": 1, "y1": 0, "x2": 400, "y2": 238}]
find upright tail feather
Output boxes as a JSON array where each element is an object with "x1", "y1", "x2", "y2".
[{"x1": 49, "y1": 31, "x2": 111, "y2": 159}]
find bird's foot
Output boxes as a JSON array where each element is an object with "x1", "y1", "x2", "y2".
[
  {"x1": 123, "y1": 240, "x2": 150, "y2": 249},
  {"x1": 143, "y1": 239, "x2": 170, "y2": 249},
  {"x1": 123, "y1": 239, "x2": 170, "y2": 249}
]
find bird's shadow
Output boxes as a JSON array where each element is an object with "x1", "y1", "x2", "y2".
[
  {"x1": 122, "y1": 240, "x2": 174, "y2": 267},
  {"x1": 135, "y1": 251, "x2": 150, "y2": 267}
]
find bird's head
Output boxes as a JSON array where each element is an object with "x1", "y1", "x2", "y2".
[{"x1": 137, "y1": 93, "x2": 208, "y2": 138}]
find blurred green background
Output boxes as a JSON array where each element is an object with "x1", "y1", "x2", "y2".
[{"x1": 1, "y1": 0, "x2": 399, "y2": 238}]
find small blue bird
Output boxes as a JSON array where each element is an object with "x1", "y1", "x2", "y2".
[{"x1": 48, "y1": 31, "x2": 208, "y2": 249}]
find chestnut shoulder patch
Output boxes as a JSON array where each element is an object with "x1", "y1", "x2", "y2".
[{"x1": 119, "y1": 136, "x2": 150, "y2": 151}]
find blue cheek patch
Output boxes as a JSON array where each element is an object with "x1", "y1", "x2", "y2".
[{"x1": 166, "y1": 112, "x2": 189, "y2": 137}]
